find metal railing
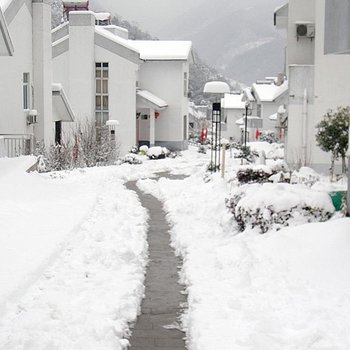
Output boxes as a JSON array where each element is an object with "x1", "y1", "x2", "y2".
[{"x1": 0, "y1": 134, "x2": 35, "y2": 158}]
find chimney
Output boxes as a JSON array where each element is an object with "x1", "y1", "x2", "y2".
[
  {"x1": 32, "y1": 0, "x2": 53, "y2": 145},
  {"x1": 68, "y1": 11, "x2": 95, "y2": 123},
  {"x1": 276, "y1": 73, "x2": 285, "y2": 86},
  {"x1": 103, "y1": 25, "x2": 129, "y2": 39},
  {"x1": 63, "y1": 0, "x2": 89, "y2": 21}
]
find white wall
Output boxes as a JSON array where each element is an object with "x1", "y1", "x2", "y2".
[
  {"x1": 286, "y1": 0, "x2": 315, "y2": 69},
  {"x1": 138, "y1": 60, "x2": 189, "y2": 150},
  {"x1": 95, "y1": 45, "x2": 138, "y2": 154},
  {"x1": 221, "y1": 108, "x2": 244, "y2": 142},
  {"x1": 312, "y1": 0, "x2": 350, "y2": 171},
  {"x1": 0, "y1": 2, "x2": 33, "y2": 135}
]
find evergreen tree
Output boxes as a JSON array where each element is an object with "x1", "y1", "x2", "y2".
[{"x1": 316, "y1": 106, "x2": 349, "y2": 179}]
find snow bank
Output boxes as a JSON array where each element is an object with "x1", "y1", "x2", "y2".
[
  {"x1": 137, "y1": 168, "x2": 350, "y2": 350},
  {"x1": 0, "y1": 160, "x2": 148, "y2": 349}
]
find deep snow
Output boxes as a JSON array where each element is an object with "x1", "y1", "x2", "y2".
[{"x1": 0, "y1": 146, "x2": 349, "y2": 350}]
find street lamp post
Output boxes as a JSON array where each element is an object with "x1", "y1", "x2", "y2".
[
  {"x1": 244, "y1": 101, "x2": 250, "y2": 148},
  {"x1": 347, "y1": 114, "x2": 350, "y2": 215},
  {"x1": 203, "y1": 81, "x2": 230, "y2": 173}
]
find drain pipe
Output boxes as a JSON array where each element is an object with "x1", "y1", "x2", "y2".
[{"x1": 302, "y1": 88, "x2": 308, "y2": 167}]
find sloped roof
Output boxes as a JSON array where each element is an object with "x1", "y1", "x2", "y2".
[
  {"x1": 221, "y1": 93, "x2": 245, "y2": 109},
  {"x1": 52, "y1": 83, "x2": 75, "y2": 122},
  {"x1": 130, "y1": 40, "x2": 192, "y2": 61},
  {"x1": 0, "y1": 4, "x2": 13, "y2": 55},
  {"x1": 0, "y1": 0, "x2": 12, "y2": 12},
  {"x1": 137, "y1": 89, "x2": 168, "y2": 109},
  {"x1": 252, "y1": 80, "x2": 288, "y2": 102}
]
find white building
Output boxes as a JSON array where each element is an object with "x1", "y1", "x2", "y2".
[
  {"x1": 52, "y1": 12, "x2": 140, "y2": 155},
  {"x1": 274, "y1": 0, "x2": 350, "y2": 173},
  {"x1": 221, "y1": 93, "x2": 245, "y2": 142},
  {"x1": 134, "y1": 40, "x2": 192, "y2": 150},
  {"x1": 52, "y1": 11, "x2": 192, "y2": 154},
  {"x1": 251, "y1": 78, "x2": 288, "y2": 133},
  {"x1": 0, "y1": 0, "x2": 74, "y2": 157}
]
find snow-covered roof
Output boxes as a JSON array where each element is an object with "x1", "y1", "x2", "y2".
[
  {"x1": 203, "y1": 81, "x2": 230, "y2": 94},
  {"x1": 94, "y1": 12, "x2": 110, "y2": 21},
  {"x1": 95, "y1": 26, "x2": 139, "y2": 54},
  {"x1": 268, "y1": 113, "x2": 277, "y2": 121},
  {"x1": 0, "y1": 0, "x2": 12, "y2": 12},
  {"x1": 136, "y1": 89, "x2": 168, "y2": 109},
  {"x1": 221, "y1": 93, "x2": 245, "y2": 109},
  {"x1": 252, "y1": 80, "x2": 288, "y2": 102},
  {"x1": 63, "y1": 0, "x2": 88, "y2": 6},
  {"x1": 0, "y1": 5, "x2": 13, "y2": 56},
  {"x1": 52, "y1": 83, "x2": 75, "y2": 122},
  {"x1": 242, "y1": 87, "x2": 256, "y2": 103},
  {"x1": 130, "y1": 40, "x2": 192, "y2": 61},
  {"x1": 235, "y1": 116, "x2": 261, "y2": 125}
]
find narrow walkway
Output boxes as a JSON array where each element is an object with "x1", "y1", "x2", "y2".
[{"x1": 126, "y1": 175, "x2": 187, "y2": 350}]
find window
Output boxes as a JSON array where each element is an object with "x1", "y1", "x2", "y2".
[
  {"x1": 23, "y1": 73, "x2": 30, "y2": 110},
  {"x1": 95, "y1": 62, "x2": 109, "y2": 126},
  {"x1": 257, "y1": 104, "x2": 262, "y2": 118},
  {"x1": 183, "y1": 115, "x2": 187, "y2": 140},
  {"x1": 184, "y1": 72, "x2": 188, "y2": 97}
]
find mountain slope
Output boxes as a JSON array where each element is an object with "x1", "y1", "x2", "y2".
[{"x1": 91, "y1": 0, "x2": 286, "y2": 85}]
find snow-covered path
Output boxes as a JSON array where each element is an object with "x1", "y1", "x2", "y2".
[{"x1": 138, "y1": 171, "x2": 350, "y2": 350}]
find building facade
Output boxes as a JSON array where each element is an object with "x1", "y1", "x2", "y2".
[
  {"x1": 0, "y1": 0, "x2": 74, "y2": 157},
  {"x1": 275, "y1": 0, "x2": 350, "y2": 173}
]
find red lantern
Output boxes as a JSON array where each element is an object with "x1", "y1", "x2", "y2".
[
  {"x1": 201, "y1": 128, "x2": 208, "y2": 143},
  {"x1": 255, "y1": 129, "x2": 260, "y2": 140},
  {"x1": 155, "y1": 112, "x2": 160, "y2": 119}
]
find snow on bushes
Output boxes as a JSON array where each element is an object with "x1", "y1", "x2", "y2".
[
  {"x1": 236, "y1": 163, "x2": 289, "y2": 184},
  {"x1": 119, "y1": 153, "x2": 143, "y2": 165},
  {"x1": 226, "y1": 183, "x2": 335, "y2": 233},
  {"x1": 146, "y1": 146, "x2": 169, "y2": 160}
]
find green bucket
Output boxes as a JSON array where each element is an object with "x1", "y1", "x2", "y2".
[{"x1": 329, "y1": 191, "x2": 347, "y2": 211}]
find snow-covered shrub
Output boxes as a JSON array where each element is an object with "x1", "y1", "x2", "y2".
[
  {"x1": 225, "y1": 183, "x2": 335, "y2": 233},
  {"x1": 198, "y1": 145, "x2": 207, "y2": 154},
  {"x1": 235, "y1": 145, "x2": 259, "y2": 163},
  {"x1": 120, "y1": 153, "x2": 143, "y2": 165},
  {"x1": 35, "y1": 122, "x2": 119, "y2": 172},
  {"x1": 129, "y1": 145, "x2": 139, "y2": 154},
  {"x1": 236, "y1": 163, "x2": 290, "y2": 184},
  {"x1": 147, "y1": 146, "x2": 166, "y2": 160},
  {"x1": 291, "y1": 167, "x2": 320, "y2": 186},
  {"x1": 259, "y1": 130, "x2": 278, "y2": 144},
  {"x1": 139, "y1": 145, "x2": 149, "y2": 155}
]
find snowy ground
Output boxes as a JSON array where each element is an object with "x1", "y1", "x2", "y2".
[
  {"x1": 0, "y1": 157, "x2": 150, "y2": 349},
  {"x1": 0, "y1": 145, "x2": 349, "y2": 349}
]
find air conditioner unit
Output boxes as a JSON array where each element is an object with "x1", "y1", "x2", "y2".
[
  {"x1": 296, "y1": 23, "x2": 315, "y2": 39},
  {"x1": 27, "y1": 110, "x2": 38, "y2": 125}
]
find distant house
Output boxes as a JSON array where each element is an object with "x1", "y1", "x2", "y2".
[
  {"x1": 274, "y1": 0, "x2": 350, "y2": 173},
  {"x1": 251, "y1": 77, "x2": 288, "y2": 133},
  {"x1": 0, "y1": 0, "x2": 74, "y2": 157},
  {"x1": 133, "y1": 40, "x2": 192, "y2": 150},
  {"x1": 221, "y1": 93, "x2": 246, "y2": 142},
  {"x1": 52, "y1": 10, "x2": 192, "y2": 154}
]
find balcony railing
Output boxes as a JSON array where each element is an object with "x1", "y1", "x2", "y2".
[{"x1": 0, "y1": 134, "x2": 35, "y2": 158}]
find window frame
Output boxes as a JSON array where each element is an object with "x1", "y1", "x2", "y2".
[{"x1": 95, "y1": 62, "x2": 109, "y2": 126}]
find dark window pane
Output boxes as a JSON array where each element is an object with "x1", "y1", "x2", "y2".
[
  {"x1": 96, "y1": 96, "x2": 101, "y2": 110},
  {"x1": 103, "y1": 96, "x2": 108, "y2": 110},
  {"x1": 102, "y1": 80, "x2": 108, "y2": 93}
]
